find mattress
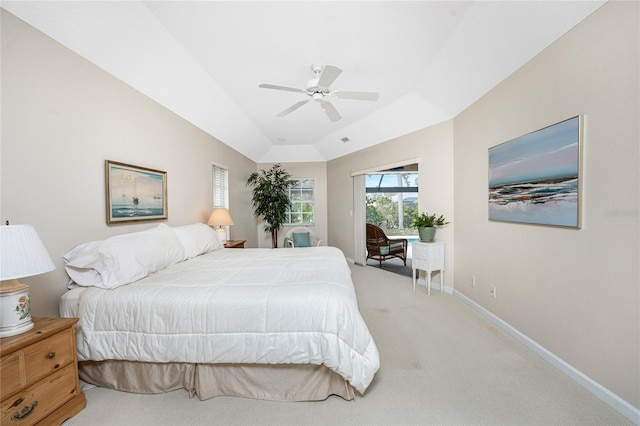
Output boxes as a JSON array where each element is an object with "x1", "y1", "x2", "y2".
[{"x1": 60, "y1": 246, "x2": 379, "y2": 394}]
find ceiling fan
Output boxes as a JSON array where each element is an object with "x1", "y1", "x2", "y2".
[{"x1": 258, "y1": 64, "x2": 379, "y2": 122}]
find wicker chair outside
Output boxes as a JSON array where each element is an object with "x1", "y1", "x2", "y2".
[{"x1": 366, "y1": 223, "x2": 408, "y2": 267}]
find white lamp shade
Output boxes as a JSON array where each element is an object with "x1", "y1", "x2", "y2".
[
  {"x1": 207, "y1": 208, "x2": 234, "y2": 227},
  {"x1": 0, "y1": 225, "x2": 55, "y2": 281},
  {"x1": 0, "y1": 224, "x2": 54, "y2": 338}
]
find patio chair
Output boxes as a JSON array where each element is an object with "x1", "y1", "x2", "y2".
[{"x1": 366, "y1": 223, "x2": 408, "y2": 267}]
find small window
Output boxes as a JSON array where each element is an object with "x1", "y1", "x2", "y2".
[
  {"x1": 212, "y1": 164, "x2": 229, "y2": 208},
  {"x1": 212, "y1": 164, "x2": 230, "y2": 239},
  {"x1": 285, "y1": 179, "x2": 314, "y2": 225}
]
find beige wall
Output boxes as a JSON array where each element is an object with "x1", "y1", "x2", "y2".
[
  {"x1": 453, "y1": 1, "x2": 639, "y2": 408},
  {"x1": 0, "y1": 11, "x2": 257, "y2": 316},
  {"x1": 255, "y1": 162, "x2": 328, "y2": 248},
  {"x1": 327, "y1": 120, "x2": 455, "y2": 287}
]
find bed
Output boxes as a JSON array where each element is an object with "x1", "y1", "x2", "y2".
[{"x1": 59, "y1": 224, "x2": 379, "y2": 401}]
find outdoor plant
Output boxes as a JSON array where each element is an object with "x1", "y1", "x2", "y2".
[{"x1": 246, "y1": 163, "x2": 294, "y2": 248}]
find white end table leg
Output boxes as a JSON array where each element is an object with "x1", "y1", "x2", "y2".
[
  {"x1": 427, "y1": 271, "x2": 431, "y2": 296},
  {"x1": 412, "y1": 267, "x2": 416, "y2": 290},
  {"x1": 441, "y1": 270, "x2": 444, "y2": 293}
]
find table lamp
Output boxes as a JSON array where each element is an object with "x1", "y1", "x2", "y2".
[
  {"x1": 207, "y1": 208, "x2": 234, "y2": 244},
  {"x1": 0, "y1": 224, "x2": 55, "y2": 338}
]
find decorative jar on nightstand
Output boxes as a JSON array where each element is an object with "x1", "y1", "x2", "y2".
[{"x1": 412, "y1": 241, "x2": 445, "y2": 295}]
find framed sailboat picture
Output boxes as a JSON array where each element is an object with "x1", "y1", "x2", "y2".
[
  {"x1": 488, "y1": 116, "x2": 583, "y2": 228},
  {"x1": 105, "y1": 160, "x2": 168, "y2": 224}
]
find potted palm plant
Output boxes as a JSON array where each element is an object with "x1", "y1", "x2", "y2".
[
  {"x1": 412, "y1": 212, "x2": 449, "y2": 242},
  {"x1": 246, "y1": 164, "x2": 294, "y2": 248}
]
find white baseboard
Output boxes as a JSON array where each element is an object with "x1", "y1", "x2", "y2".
[
  {"x1": 416, "y1": 278, "x2": 453, "y2": 294},
  {"x1": 453, "y1": 290, "x2": 640, "y2": 425}
]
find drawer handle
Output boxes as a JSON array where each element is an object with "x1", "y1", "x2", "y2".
[
  {"x1": 11, "y1": 401, "x2": 38, "y2": 421},
  {"x1": 48, "y1": 351, "x2": 56, "y2": 359}
]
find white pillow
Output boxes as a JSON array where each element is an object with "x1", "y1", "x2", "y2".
[
  {"x1": 64, "y1": 225, "x2": 185, "y2": 289},
  {"x1": 171, "y1": 223, "x2": 223, "y2": 259},
  {"x1": 63, "y1": 240, "x2": 104, "y2": 287},
  {"x1": 62, "y1": 239, "x2": 103, "y2": 263}
]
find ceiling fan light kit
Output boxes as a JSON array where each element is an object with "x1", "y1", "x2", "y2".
[{"x1": 259, "y1": 64, "x2": 379, "y2": 122}]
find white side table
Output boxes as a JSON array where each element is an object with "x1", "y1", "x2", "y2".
[{"x1": 412, "y1": 241, "x2": 444, "y2": 295}]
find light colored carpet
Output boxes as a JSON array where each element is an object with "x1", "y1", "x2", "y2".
[{"x1": 63, "y1": 264, "x2": 631, "y2": 425}]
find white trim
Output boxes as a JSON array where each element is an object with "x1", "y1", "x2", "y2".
[
  {"x1": 453, "y1": 290, "x2": 640, "y2": 424},
  {"x1": 415, "y1": 279, "x2": 453, "y2": 294},
  {"x1": 350, "y1": 157, "x2": 420, "y2": 177},
  {"x1": 211, "y1": 160, "x2": 228, "y2": 170},
  {"x1": 353, "y1": 174, "x2": 367, "y2": 265}
]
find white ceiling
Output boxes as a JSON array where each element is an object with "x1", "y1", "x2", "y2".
[{"x1": 3, "y1": 1, "x2": 605, "y2": 163}]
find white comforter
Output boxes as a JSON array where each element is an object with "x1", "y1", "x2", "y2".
[{"x1": 63, "y1": 246, "x2": 379, "y2": 393}]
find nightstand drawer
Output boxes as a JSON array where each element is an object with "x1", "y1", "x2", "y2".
[
  {"x1": 0, "y1": 326, "x2": 75, "y2": 410},
  {"x1": 1, "y1": 352, "x2": 24, "y2": 397},
  {"x1": 0, "y1": 362, "x2": 78, "y2": 426},
  {"x1": 413, "y1": 259, "x2": 432, "y2": 270},
  {"x1": 412, "y1": 243, "x2": 430, "y2": 258},
  {"x1": 24, "y1": 327, "x2": 74, "y2": 386},
  {"x1": 412, "y1": 242, "x2": 444, "y2": 269},
  {"x1": 1, "y1": 317, "x2": 85, "y2": 425}
]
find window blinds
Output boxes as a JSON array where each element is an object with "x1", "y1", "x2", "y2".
[{"x1": 212, "y1": 164, "x2": 229, "y2": 208}]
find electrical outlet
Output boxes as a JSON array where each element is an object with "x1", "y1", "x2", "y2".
[
  {"x1": 490, "y1": 285, "x2": 497, "y2": 298},
  {"x1": 471, "y1": 276, "x2": 476, "y2": 287}
]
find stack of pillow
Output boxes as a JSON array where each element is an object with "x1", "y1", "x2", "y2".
[{"x1": 63, "y1": 223, "x2": 223, "y2": 289}]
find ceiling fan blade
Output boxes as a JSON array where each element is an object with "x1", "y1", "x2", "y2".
[
  {"x1": 320, "y1": 100, "x2": 341, "y2": 122},
  {"x1": 276, "y1": 99, "x2": 310, "y2": 117},
  {"x1": 317, "y1": 65, "x2": 342, "y2": 88},
  {"x1": 259, "y1": 83, "x2": 307, "y2": 94},
  {"x1": 333, "y1": 91, "x2": 379, "y2": 101}
]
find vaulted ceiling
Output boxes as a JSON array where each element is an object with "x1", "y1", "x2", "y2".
[{"x1": 3, "y1": 1, "x2": 605, "y2": 163}]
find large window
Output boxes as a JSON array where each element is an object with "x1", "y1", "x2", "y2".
[
  {"x1": 366, "y1": 171, "x2": 418, "y2": 236},
  {"x1": 285, "y1": 179, "x2": 314, "y2": 224}
]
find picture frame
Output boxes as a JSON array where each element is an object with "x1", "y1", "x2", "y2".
[
  {"x1": 488, "y1": 116, "x2": 583, "y2": 228},
  {"x1": 105, "y1": 160, "x2": 168, "y2": 224}
]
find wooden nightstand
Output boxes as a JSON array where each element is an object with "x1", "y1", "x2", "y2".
[
  {"x1": 1, "y1": 317, "x2": 86, "y2": 425},
  {"x1": 224, "y1": 240, "x2": 246, "y2": 248}
]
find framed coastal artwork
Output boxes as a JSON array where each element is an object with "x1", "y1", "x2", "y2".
[
  {"x1": 488, "y1": 116, "x2": 583, "y2": 228},
  {"x1": 105, "y1": 160, "x2": 168, "y2": 224}
]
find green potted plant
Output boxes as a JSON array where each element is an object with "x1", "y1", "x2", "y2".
[
  {"x1": 412, "y1": 212, "x2": 449, "y2": 242},
  {"x1": 247, "y1": 163, "x2": 294, "y2": 248}
]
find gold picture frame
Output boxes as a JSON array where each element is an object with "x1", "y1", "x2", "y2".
[{"x1": 105, "y1": 160, "x2": 168, "y2": 224}]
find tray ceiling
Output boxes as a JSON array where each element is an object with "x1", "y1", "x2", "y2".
[{"x1": 2, "y1": 1, "x2": 605, "y2": 162}]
